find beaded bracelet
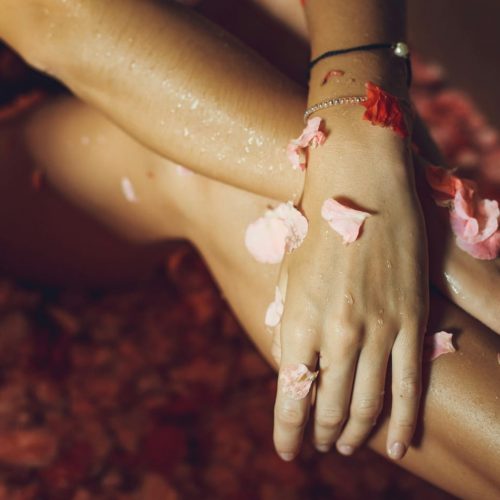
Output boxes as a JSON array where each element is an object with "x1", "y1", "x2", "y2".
[
  {"x1": 309, "y1": 41, "x2": 412, "y2": 87},
  {"x1": 303, "y1": 95, "x2": 367, "y2": 123}
]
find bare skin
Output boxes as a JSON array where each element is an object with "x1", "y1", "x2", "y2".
[
  {"x1": 0, "y1": 1, "x2": 498, "y2": 498},
  {"x1": 1, "y1": 93, "x2": 499, "y2": 499}
]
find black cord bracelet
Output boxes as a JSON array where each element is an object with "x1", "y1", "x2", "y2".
[{"x1": 308, "y1": 42, "x2": 412, "y2": 87}]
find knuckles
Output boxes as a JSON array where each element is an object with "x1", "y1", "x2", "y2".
[
  {"x1": 315, "y1": 408, "x2": 345, "y2": 430},
  {"x1": 397, "y1": 372, "x2": 421, "y2": 400},
  {"x1": 275, "y1": 404, "x2": 307, "y2": 428}
]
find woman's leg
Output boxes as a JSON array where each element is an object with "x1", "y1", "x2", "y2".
[{"x1": 2, "y1": 96, "x2": 499, "y2": 498}]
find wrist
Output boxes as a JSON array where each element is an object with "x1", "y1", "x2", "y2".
[{"x1": 308, "y1": 51, "x2": 409, "y2": 104}]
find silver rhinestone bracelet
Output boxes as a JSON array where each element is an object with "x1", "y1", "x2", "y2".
[{"x1": 303, "y1": 95, "x2": 367, "y2": 123}]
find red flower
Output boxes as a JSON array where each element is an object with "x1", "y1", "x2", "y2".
[{"x1": 361, "y1": 81, "x2": 409, "y2": 138}]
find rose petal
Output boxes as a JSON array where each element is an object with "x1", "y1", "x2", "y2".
[
  {"x1": 279, "y1": 363, "x2": 318, "y2": 400},
  {"x1": 321, "y1": 69, "x2": 345, "y2": 86},
  {"x1": 264, "y1": 287, "x2": 284, "y2": 328},
  {"x1": 245, "y1": 202, "x2": 308, "y2": 263},
  {"x1": 451, "y1": 192, "x2": 499, "y2": 244},
  {"x1": 175, "y1": 164, "x2": 194, "y2": 176},
  {"x1": 361, "y1": 81, "x2": 409, "y2": 138},
  {"x1": 244, "y1": 217, "x2": 289, "y2": 264},
  {"x1": 423, "y1": 164, "x2": 472, "y2": 206},
  {"x1": 321, "y1": 198, "x2": 371, "y2": 244},
  {"x1": 287, "y1": 117, "x2": 326, "y2": 170},
  {"x1": 424, "y1": 331, "x2": 456, "y2": 362},
  {"x1": 454, "y1": 231, "x2": 500, "y2": 260},
  {"x1": 424, "y1": 164, "x2": 500, "y2": 260},
  {"x1": 121, "y1": 177, "x2": 139, "y2": 203},
  {"x1": 274, "y1": 202, "x2": 309, "y2": 252}
]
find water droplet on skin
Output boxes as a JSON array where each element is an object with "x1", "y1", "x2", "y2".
[
  {"x1": 129, "y1": 61, "x2": 137, "y2": 70},
  {"x1": 386, "y1": 260, "x2": 392, "y2": 269},
  {"x1": 344, "y1": 293, "x2": 354, "y2": 305},
  {"x1": 190, "y1": 99, "x2": 199, "y2": 110},
  {"x1": 183, "y1": 128, "x2": 189, "y2": 137},
  {"x1": 159, "y1": 119, "x2": 166, "y2": 127},
  {"x1": 377, "y1": 318, "x2": 384, "y2": 326}
]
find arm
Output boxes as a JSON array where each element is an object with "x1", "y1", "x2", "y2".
[
  {"x1": 0, "y1": 0, "x2": 305, "y2": 202},
  {"x1": 272, "y1": 0, "x2": 428, "y2": 461}
]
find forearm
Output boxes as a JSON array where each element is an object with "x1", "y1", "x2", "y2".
[
  {"x1": 0, "y1": 0, "x2": 305, "y2": 202},
  {"x1": 300, "y1": 0, "x2": 413, "y2": 206},
  {"x1": 305, "y1": 0, "x2": 408, "y2": 98}
]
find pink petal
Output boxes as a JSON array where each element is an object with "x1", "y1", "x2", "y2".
[
  {"x1": 245, "y1": 217, "x2": 289, "y2": 264},
  {"x1": 286, "y1": 142, "x2": 305, "y2": 171},
  {"x1": 175, "y1": 164, "x2": 194, "y2": 176},
  {"x1": 274, "y1": 202, "x2": 309, "y2": 252},
  {"x1": 321, "y1": 198, "x2": 371, "y2": 244},
  {"x1": 279, "y1": 363, "x2": 318, "y2": 400},
  {"x1": 245, "y1": 202, "x2": 308, "y2": 263},
  {"x1": 286, "y1": 117, "x2": 326, "y2": 170},
  {"x1": 454, "y1": 231, "x2": 500, "y2": 260},
  {"x1": 451, "y1": 192, "x2": 499, "y2": 244},
  {"x1": 264, "y1": 287, "x2": 284, "y2": 328},
  {"x1": 424, "y1": 164, "x2": 476, "y2": 207},
  {"x1": 121, "y1": 177, "x2": 139, "y2": 203},
  {"x1": 424, "y1": 331, "x2": 456, "y2": 362}
]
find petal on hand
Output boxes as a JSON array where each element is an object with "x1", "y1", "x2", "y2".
[
  {"x1": 424, "y1": 331, "x2": 456, "y2": 362},
  {"x1": 279, "y1": 363, "x2": 318, "y2": 400},
  {"x1": 275, "y1": 202, "x2": 309, "y2": 252},
  {"x1": 286, "y1": 117, "x2": 326, "y2": 170},
  {"x1": 265, "y1": 287, "x2": 284, "y2": 328},
  {"x1": 245, "y1": 202, "x2": 309, "y2": 263},
  {"x1": 321, "y1": 198, "x2": 371, "y2": 244}
]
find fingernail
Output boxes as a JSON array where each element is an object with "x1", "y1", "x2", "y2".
[
  {"x1": 337, "y1": 444, "x2": 354, "y2": 456},
  {"x1": 278, "y1": 452, "x2": 295, "y2": 462},
  {"x1": 315, "y1": 444, "x2": 330, "y2": 453},
  {"x1": 388, "y1": 442, "x2": 406, "y2": 460}
]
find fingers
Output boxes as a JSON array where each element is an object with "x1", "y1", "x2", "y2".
[
  {"x1": 386, "y1": 328, "x2": 423, "y2": 460},
  {"x1": 273, "y1": 281, "x2": 319, "y2": 461},
  {"x1": 334, "y1": 337, "x2": 391, "y2": 454},
  {"x1": 274, "y1": 353, "x2": 318, "y2": 461},
  {"x1": 313, "y1": 326, "x2": 360, "y2": 453}
]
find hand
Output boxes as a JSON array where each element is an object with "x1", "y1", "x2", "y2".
[{"x1": 271, "y1": 111, "x2": 429, "y2": 461}]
